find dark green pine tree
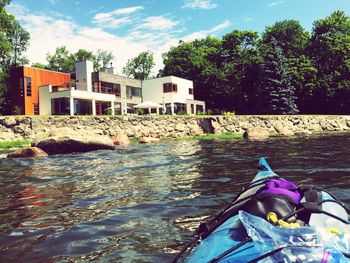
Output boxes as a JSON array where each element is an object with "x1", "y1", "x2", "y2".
[{"x1": 260, "y1": 39, "x2": 299, "y2": 114}]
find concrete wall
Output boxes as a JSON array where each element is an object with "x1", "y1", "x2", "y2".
[{"x1": 0, "y1": 115, "x2": 349, "y2": 142}]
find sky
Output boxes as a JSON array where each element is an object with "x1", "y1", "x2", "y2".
[{"x1": 7, "y1": 0, "x2": 350, "y2": 75}]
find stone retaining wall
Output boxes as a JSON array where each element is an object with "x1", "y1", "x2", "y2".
[{"x1": 0, "y1": 115, "x2": 349, "y2": 141}]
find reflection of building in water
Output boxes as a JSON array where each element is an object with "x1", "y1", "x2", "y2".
[{"x1": 0, "y1": 166, "x2": 75, "y2": 233}]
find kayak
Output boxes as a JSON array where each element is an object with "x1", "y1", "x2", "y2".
[{"x1": 173, "y1": 157, "x2": 350, "y2": 263}]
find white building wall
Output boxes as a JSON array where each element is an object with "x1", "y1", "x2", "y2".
[
  {"x1": 38, "y1": 85, "x2": 52, "y2": 115},
  {"x1": 142, "y1": 76, "x2": 194, "y2": 104},
  {"x1": 75, "y1": 60, "x2": 94, "y2": 92}
]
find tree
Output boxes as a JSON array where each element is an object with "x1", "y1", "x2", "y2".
[
  {"x1": 46, "y1": 46, "x2": 74, "y2": 72},
  {"x1": 260, "y1": 20, "x2": 315, "y2": 113},
  {"x1": 45, "y1": 47, "x2": 114, "y2": 72},
  {"x1": 162, "y1": 37, "x2": 222, "y2": 111},
  {"x1": 259, "y1": 39, "x2": 298, "y2": 114},
  {"x1": 0, "y1": 1, "x2": 29, "y2": 114},
  {"x1": 31, "y1": 62, "x2": 46, "y2": 69},
  {"x1": 307, "y1": 10, "x2": 350, "y2": 113},
  {"x1": 123, "y1": 51, "x2": 155, "y2": 80},
  {"x1": 221, "y1": 30, "x2": 261, "y2": 113},
  {"x1": 95, "y1": 49, "x2": 114, "y2": 72}
]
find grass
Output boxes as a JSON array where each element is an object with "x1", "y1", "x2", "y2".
[
  {"x1": 193, "y1": 132, "x2": 243, "y2": 140},
  {"x1": 0, "y1": 140, "x2": 31, "y2": 150}
]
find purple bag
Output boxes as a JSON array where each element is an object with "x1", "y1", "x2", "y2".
[{"x1": 259, "y1": 179, "x2": 301, "y2": 204}]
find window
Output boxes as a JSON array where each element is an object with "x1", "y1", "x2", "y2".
[
  {"x1": 34, "y1": 104, "x2": 39, "y2": 115},
  {"x1": 25, "y1": 77, "x2": 32, "y2": 96},
  {"x1": 126, "y1": 86, "x2": 142, "y2": 98},
  {"x1": 189, "y1": 88, "x2": 193, "y2": 95},
  {"x1": 19, "y1": 77, "x2": 24, "y2": 97},
  {"x1": 163, "y1": 83, "x2": 177, "y2": 93}
]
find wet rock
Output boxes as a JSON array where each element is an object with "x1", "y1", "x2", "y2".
[
  {"x1": 243, "y1": 128, "x2": 270, "y2": 141},
  {"x1": 139, "y1": 137, "x2": 160, "y2": 144},
  {"x1": 33, "y1": 135, "x2": 115, "y2": 155},
  {"x1": 7, "y1": 147, "x2": 48, "y2": 158},
  {"x1": 112, "y1": 133, "x2": 130, "y2": 146}
]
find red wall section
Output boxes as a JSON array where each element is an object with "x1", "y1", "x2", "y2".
[{"x1": 23, "y1": 67, "x2": 70, "y2": 115}]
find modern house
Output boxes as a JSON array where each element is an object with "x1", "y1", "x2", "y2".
[
  {"x1": 9, "y1": 60, "x2": 205, "y2": 116},
  {"x1": 9, "y1": 66, "x2": 71, "y2": 115},
  {"x1": 142, "y1": 76, "x2": 205, "y2": 115}
]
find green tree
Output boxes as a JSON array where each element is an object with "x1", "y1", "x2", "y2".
[
  {"x1": 260, "y1": 20, "x2": 315, "y2": 113},
  {"x1": 45, "y1": 47, "x2": 114, "y2": 72},
  {"x1": 307, "y1": 10, "x2": 350, "y2": 113},
  {"x1": 95, "y1": 49, "x2": 114, "y2": 72},
  {"x1": 162, "y1": 37, "x2": 222, "y2": 111},
  {"x1": 31, "y1": 62, "x2": 46, "y2": 69},
  {"x1": 0, "y1": 0, "x2": 29, "y2": 114},
  {"x1": 260, "y1": 38, "x2": 298, "y2": 114},
  {"x1": 123, "y1": 51, "x2": 155, "y2": 80},
  {"x1": 221, "y1": 30, "x2": 261, "y2": 113},
  {"x1": 46, "y1": 46, "x2": 74, "y2": 72}
]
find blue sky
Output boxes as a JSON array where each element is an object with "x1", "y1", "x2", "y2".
[{"x1": 8, "y1": 0, "x2": 350, "y2": 74}]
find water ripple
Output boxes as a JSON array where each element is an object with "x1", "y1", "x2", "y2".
[{"x1": 0, "y1": 135, "x2": 349, "y2": 262}]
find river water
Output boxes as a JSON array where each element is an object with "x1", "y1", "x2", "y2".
[{"x1": 0, "y1": 134, "x2": 349, "y2": 262}]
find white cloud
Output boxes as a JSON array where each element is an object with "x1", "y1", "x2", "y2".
[
  {"x1": 92, "y1": 6, "x2": 144, "y2": 29},
  {"x1": 136, "y1": 16, "x2": 180, "y2": 31},
  {"x1": 182, "y1": 0, "x2": 217, "y2": 10},
  {"x1": 9, "y1": 4, "x2": 231, "y2": 76},
  {"x1": 110, "y1": 6, "x2": 144, "y2": 15},
  {"x1": 269, "y1": 1, "x2": 285, "y2": 7}
]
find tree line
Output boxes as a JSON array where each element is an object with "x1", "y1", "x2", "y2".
[
  {"x1": 0, "y1": 0, "x2": 349, "y2": 115},
  {"x1": 160, "y1": 11, "x2": 350, "y2": 114}
]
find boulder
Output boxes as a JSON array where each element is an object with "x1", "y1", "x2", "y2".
[
  {"x1": 112, "y1": 133, "x2": 130, "y2": 146},
  {"x1": 243, "y1": 128, "x2": 270, "y2": 141},
  {"x1": 7, "y1": 147, "x2": 48, "y2": 158},
  {"x1": 139, "y1": 137, "x2": 160, "y2": 144},
  {"x1": 271, "y1": 121, "x2": 295, "y2": 137},
  {"x1": 33, "y1": 135, "x2": 115, "y2": 155}
]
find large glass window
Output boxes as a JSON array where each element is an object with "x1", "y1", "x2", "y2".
[
  {"x1": 163, "y1": 83, "x2": 177, "y2": 93},
  {"x1": 25, "y1": 77, "x2": 32, "y2": 97},
  {"x1": 100, "y1": 82, "x2": 121, "y2": 96},
  {"x1": 51, "y1": 98, "x2": 70, "y2": 115},
  {"x1": 19, "y1": 77, "x2": 24, "y2": 97},
  {"x1": 126, "y1": 86, "x2": 142, "y2": 98},
  {"x1": 174, "y1": 103, "x2": 186, "y2": 114},
  {"x1": 74, "y1": 99, "x2": 92, "y2": 115}
]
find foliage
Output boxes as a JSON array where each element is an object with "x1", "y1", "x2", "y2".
[
  {"x1": 307, "y1": 11, "x2": 350, "y2": 114},
  {"x1": 95, "y1": 49, "x2": 115, "y2": 72},
  {"x1": 260, "y1": 38, "x2": 299, "y2": 114},
  {"x1": 122, "y1": 51, "x2": 155, "y2": 80},
  {"x1": 0, "y1": 1, "x2": 29, "y2": 114},
  {"x1": 193, "y1": 132, "x2": 243, "y2": 140},
  {"x1": 31, "y1": 62, "x2": 46, "y2": 69},
  {"x1": 45, "y1": 47, "x2": 114, "y2": 72},
  {"x1": 0, "y1": 140, "x2": 30, "y2": 149},
  {"x1": 160, "y1": 10, "x2": 350, "y2": 114}
]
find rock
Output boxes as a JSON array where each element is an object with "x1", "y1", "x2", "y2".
[
  {"x1": 7, "y1": 147, "x2": 48, "y2": 158},
  {"x1": 139, "y1": 137, "x2": 160, "y2": 144},
  {"x1": 271, "y1": 121, "x2": 295, "y2": 136},
  {"x1": 33, "y1": 135, "x2": 115, "y2": 155},
  {"x1": 3, "y1": 117, "x2": 17, "y2": 127},
  {"x1": 112, "y1": 133, "x2": 130, "y2": 146},
  {"x1": 243, "y1": 128, "x2": 270, "y2": 141}
]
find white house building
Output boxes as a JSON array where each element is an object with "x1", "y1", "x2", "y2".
[
  {"x1": 142, "y1": 76, "x2": 205, "y2": 115},
  {"x1": 37, "y1": 60, "x2": 205, "y2": 116}
]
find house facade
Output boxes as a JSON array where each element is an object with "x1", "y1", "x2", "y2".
[
  {"x1": 10, "y1": 60, "x2": 205, "y2": 116},
  {"x1": 9, "y1": 66, "x2": 71, "y2": 115},
  {"x1": 142, "y1": 76, "x2": 205, "y2": 115}
]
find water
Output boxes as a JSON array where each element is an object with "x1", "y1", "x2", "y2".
[{"x1": 0, "y1": 134, "x2": 349, "y2": 262}]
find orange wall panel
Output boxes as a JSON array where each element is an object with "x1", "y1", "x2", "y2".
[{"x1": 23, "y1": 67, "x2": 71, "y2": 115}]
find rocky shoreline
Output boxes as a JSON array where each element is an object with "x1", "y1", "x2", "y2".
[{"x1": 0, "y1": 115, "x2": 349, "y2": 157}]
